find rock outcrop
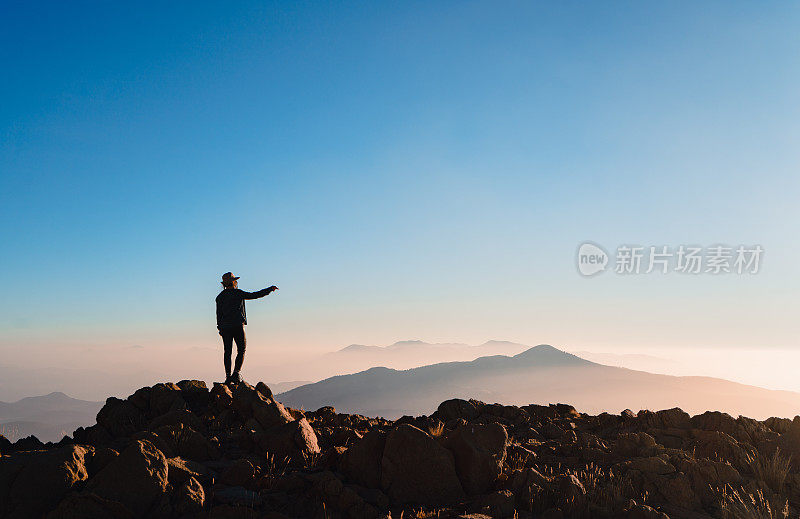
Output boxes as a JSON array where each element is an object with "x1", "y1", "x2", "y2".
[{"x1": 2, "y1": 379, "x2": 800, "y2": 518}]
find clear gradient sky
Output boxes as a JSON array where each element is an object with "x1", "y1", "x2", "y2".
[{"x1": 2, "y1": 2, "x2": 799, "y2": 376}]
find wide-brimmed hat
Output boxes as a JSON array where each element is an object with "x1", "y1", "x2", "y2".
[{"x1": 221, "y1": 272, "x2": 240, "y2": 285}]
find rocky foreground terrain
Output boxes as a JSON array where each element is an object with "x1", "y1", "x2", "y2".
[{"x1": 2, "y1": 380, "x2": 800, "y2": 518}]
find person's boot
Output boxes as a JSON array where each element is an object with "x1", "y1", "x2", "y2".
[
  {"x1": 224, "y1": 373, "x2": 232, "y2": 385},
  {"x1": 231, "y1": 371, "x2": 242, "y2": 385}
]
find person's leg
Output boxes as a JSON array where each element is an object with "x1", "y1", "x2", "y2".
[
  {"x1": 221, "y1": 329, "x2": 233, "y2": 382},
  {"x1": 232, "y1": 325, "x2": 247, "y2": 377}
]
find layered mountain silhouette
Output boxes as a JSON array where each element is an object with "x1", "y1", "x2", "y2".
[
  {"x1": 252, "y1": 339, "x2": 531, "y2": 382},
  {"x1": 0, "y1": 392, "x2": 102, "y2": 442},
  {"x1": 278, "y1": 345, "x2": 800, "y2": 419}
]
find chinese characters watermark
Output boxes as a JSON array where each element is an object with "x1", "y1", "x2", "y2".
[{"x1": 577, "y1": 243, "x2": 763, "y2": 277}]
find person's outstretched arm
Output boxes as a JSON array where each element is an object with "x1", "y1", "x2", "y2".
[{"x1": 239, "y1": 286, "x2": 278, "y2": 300}]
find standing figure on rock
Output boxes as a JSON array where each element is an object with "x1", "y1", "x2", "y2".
[{"x1": 215, "y1": 272, "x2": 278, "y2": 384}]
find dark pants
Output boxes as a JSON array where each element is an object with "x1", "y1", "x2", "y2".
[{"x1": 219, "y1": 324, "x2": 246, "y2": 378}]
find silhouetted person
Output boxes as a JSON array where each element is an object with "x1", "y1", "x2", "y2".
[{"x1": 215, "y1": 272, "x2": 278, "y2": 384}]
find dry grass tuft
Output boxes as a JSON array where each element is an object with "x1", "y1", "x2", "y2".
[
  {"x1": 427, "y1": 421, "x2": 445, "y2": 438},
  {"x1": 746, "y1": 448, "x2": 791, "y2": 493},
  {"x1": 719, "y1": 485, "x2": 788, "y2": 519}
]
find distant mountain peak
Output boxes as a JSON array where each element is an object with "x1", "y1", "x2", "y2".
[
  {"x1": 388, "y1": 340, "x2": 426, "y2": 349},
  {"x1": 512, "y1": 344, "x2": 591, "y2": 365},
  {"x1": 15, "y1": 391, "x2": 76, "y2": 404},
  {"x1": 478, "y1": 340, "x2": 527, "y2": 347},
  {"x1": 338, "y1": 344, "x2": 379, "y2": 353}
]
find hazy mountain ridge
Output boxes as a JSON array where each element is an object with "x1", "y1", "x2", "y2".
[
  {"x1": 254, "y1": 339, "x2": 532, "y2": 382},
  {"x1": 0, "y1": 391, "x2": 102, "y2": 442},
  {"x1": 279, "y1": 344, "x2": 800, "y2": 419}
]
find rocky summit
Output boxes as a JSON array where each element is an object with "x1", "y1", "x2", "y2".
[{"x1": 2, "y1": 380, "x2": 800, "y2": 518}]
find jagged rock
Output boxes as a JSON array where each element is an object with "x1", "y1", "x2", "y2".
[
  {"x1": 691, "y1": 411, "x2": 747, "y2": 441},
  {"x1": 331, "y1": 426, "x2": 363, "y2": 446},
  {"x1": 174, "y1": 476, "x2": 205, "y2": 515},
  {"x1": 765, "y1": 416, "x2": 792, "y2": 434},
  {"x1": 253, "y1": 396, "x2": 294, "y2": 430},
  {"x1": 230, "y1": 382, "x2": 294, "y2": 430},
  {"x1": 341, "y1": 429, "x2": 386, "y2": 488},
  {"x1": 0, "y1": 434, "x2": 12, "y2": 454},
  {"x1": 446, "y1": 422, "x2": 508, "y2": 495},
  {"x1": 255, "y1": 417, "x2": 320, "y2": 460},
  {"x1": 155, "y1": 423, "x2": 219, "y2": 461},
  {"x1": 211, "y1": 383, "x2": 234, "y2": 408},
  {"x1": 86, "y1": 439, "x2": 168, "y2": 516},
  {"x1": 0, "y1": 444, "x2": 92, "y2": 517},
  {"x1": 381, "y1": 423, "x2": 464, "y2": 505},
  {"x1": 167, "y1": 456, "x2": 208, "y2": 486},
  {"x1": 638, "y1": 408, "x2": 691, "y2": 429},
  {"x1": 149, "y1": 383, "x2": 188, "y2": 417},
  {"x1": 437, "y1": 399, "x2": 480, "y2": 421},
  {"x1": 128, "y1": 386, "x2": 152, "y2": 411},
  {"x1": 177, "y1": 379, "x2": 208, "y2": 393},
  {"x1": 96, "y1": 397, "x2": 146, "y2": 438},
  {"x1": 88, "y1": 446, "x2": 119, "y2": 476},
  {"x1": 614, "y1": 432, "x2": 661, "y2": 458},
  {"x1": 688, "y1": 430, "x2": 750, "y2": 471},
  {"x1": 12, "y1": 435, "x2": 45, "y2": 451},
  {"x1": 73, "y1": 424, "x2": 113, "y2": 446},
  {"x1": 132, "y1": 430, "x2": 175, "y2": 457},
  {"x1": 314, "y1": 405, "x2": 337, "y2": 418}
]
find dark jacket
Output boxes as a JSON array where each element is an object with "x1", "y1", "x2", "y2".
[{"x1": 216, "y1": 287, "x2": 273, "y2": 328}]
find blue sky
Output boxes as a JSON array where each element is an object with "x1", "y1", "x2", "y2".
[{"x1": 1, "y1": 1, "x2": 799, "y2": 361}]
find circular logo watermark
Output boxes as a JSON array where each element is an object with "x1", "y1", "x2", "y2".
[{"x1": 577, "y1": 242, "x2": 609, "y2": 276}]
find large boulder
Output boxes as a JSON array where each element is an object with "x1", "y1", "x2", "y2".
[
  {"x1": 254, "y1": 418, "x2": 320, "y2": 461},
  {"x1": 446, "y1": 422, "x2": 508, "y2": 495},
  {"x1": 613, "y1": 432, "x2": 661, "y2": 459},
  {"x1": 173, "y1": 476, "x2": 205, "y2": 515},
  {"x1": 155, "y1": 423, "x2": 219, "y2": 461},
  {"x1": 340, "y1": 429, "x2": 387, "y2": 488},
  {"x1": 211, "y1": 383, "x2": 234, "y2": 408},
  {"x1": 690, "y1": 411, "x2": 748, "y2": 441},
  {"x1": 0, "y1": 444, "x2": 93, "y2": 517},
  {"x1": 96, "y1": 397, "x2": 146, "y2": 438},
  {"x1": 167, "y1": 456, "x2": 208, "y2": 486},
  {"x1": 687, "y1": 430, "x2": 750, "y2": 472},
  {"x1": 381, "y1": 424, "x2": 464, "y2": 505},
  {"x1": 86, "y1": 439, "x2": 168, "y2": 516},
  {"x1": 437, "y1": 399, "x2": 480, "y2": 422},
  {"x1": 638, "y1": 408, "x2": 691, "y2": 429},
  {"x1": 149, "y1": 383, "x2": 188, "y2": 417}
]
